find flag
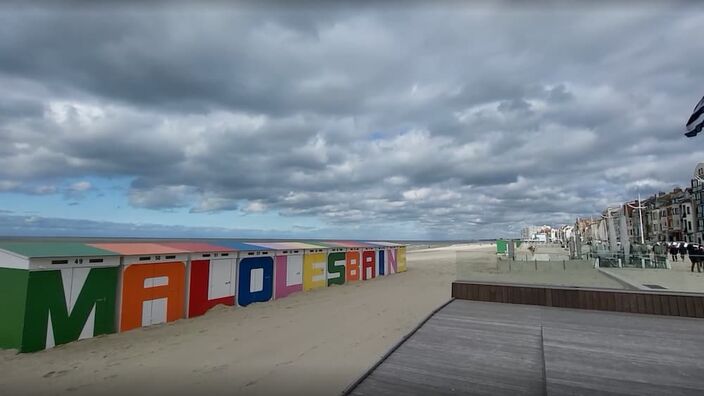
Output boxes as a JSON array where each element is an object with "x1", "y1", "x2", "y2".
[{"x1": 685, "y1": 95, "x2": 704, "y2": 137}]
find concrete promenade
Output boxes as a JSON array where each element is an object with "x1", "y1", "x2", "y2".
[{"x1": 456, "y1": 243, "x2": 704, "y2": 294}]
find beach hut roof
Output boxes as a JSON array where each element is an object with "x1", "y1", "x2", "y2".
[
  {"x1": 328, "y1": 241, "x2": 377, "y2": 248},
  {"x1": 291, "y1": 241, "x2": 328, "y2": 249},
  {"x1": 365, "y1": 241, "x2": 404, "y2": 247},
  {"x1": 249, "y1": 242, "x2": 324, "y2": 250},
  {"x1": 298, "y1": 241, "x2": 336, "y2": 248},
  {"x1": 87, "y1": 243, "x2": 189, "y2": 255},
  {"x1": 0, "y1": 241, "x2": 117, "y2": 258},
  {"x1": 157, "y1": 241, "x2": 235, "y2": 253},
  {"x1": 209, "y1": 241, "x2": 271, "y2": 251},
  {"x1": 306, "y1": 241, "x2": 348, "y2": 248}
]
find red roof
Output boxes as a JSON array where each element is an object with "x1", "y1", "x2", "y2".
[
  {"x1": 157, "y1": 242, "x2": 236, "y2": 253},
  {"x1": 87, "y1": 243, "x2": 189, "y2": 255}
]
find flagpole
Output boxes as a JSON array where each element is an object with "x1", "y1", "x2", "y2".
[{"x1": 638, "y1": 191, "x2": 644, "y2": 244}]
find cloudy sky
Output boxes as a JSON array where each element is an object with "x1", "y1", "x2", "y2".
[{"x1": 1, "y1": 2, "x2": 703, "y2": 240}]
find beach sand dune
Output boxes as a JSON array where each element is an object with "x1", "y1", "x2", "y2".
[{"x1": 0, "y1": 244, "x2": 481, "y2": 396}]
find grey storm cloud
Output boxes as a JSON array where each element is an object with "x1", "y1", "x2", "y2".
[{"x1": 1, "y1": 2, "x2": 704, "y2": 239}]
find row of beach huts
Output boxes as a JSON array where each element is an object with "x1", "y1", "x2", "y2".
[{"x1": 0, "y1": 240, "x2": 406, "y2": 352}]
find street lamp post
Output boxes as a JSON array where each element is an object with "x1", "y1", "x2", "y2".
[
  {"x1": 601, "y1": 208, "x2": 621, "y2": 267},
  {"x1": 626, "y1": 193, "x2": 646, "y2": 245},
  {"x1": 626, "y1": 195, "x2": 647, "y2": 268}
]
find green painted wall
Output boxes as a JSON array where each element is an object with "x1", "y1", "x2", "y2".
[
  {"x1": 22, "y1": 267, "x2": 118, "y2": 352},
  {"x1": 327, "y1": 252, "x2": 346, "y2": 286},
  {"x1": 0, "y1": 268, "x2": 29, "y2": 350},
  {"x1": 496, "y1": 239, "x2": 508, "y2": 254}
]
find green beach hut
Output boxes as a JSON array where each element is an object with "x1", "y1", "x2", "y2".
[{"x1": 0, "y1": 242, "x2": 120, "y2": 352}]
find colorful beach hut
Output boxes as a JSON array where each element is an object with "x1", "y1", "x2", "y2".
[
  {"x1": 358, "y1": 242, "x2": 380, "y2": 280},
  {"x1": 366, "y1": 241, "x2": 406, "y2": 274},
  {"x1": 365, "y1": 241, "x2": 392, "y2": 277},
  {"x1": 0, "y1": 238, "x2": 408, "y2": 354},
  {"x1": 88, "y1": 243, "x2": 189, "y2": 332},
  {"x1": 158, "y1": 242, "x2": 237, "y2": 318},
  {"x1": 297, "y1": 242, "x2": 329, "y2": 291},
  {"x1": 246, "y1": 242, "x2": 307, "y2": 299},
  {"x1": 310, "y1": 241, "x2": 350, "y2": 287},
  {"x1": 496, "y1": 239, "x2": 508, "y2": 254},
  {"x1": 0, "y1": 242, "x2": 120, "y2": 352},
  {"x1": 211, "y1": 241, "x2": 274, "y2": 307},
  {"x1": 329, "y1": 241, "x2": 376, "y2": 282}
]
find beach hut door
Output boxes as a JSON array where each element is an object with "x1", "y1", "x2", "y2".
[
  {"x1": 209, "y1": 258, "x2": 236, "y2": 300},
  {"x1": 141, "y1": 271, "x2": 168, "y2": 326}
]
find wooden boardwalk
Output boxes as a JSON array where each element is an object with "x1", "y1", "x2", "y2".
[
  {"x1": 348, "y1": 300, "x2": 704, "y2": 395},
  {"x1": 452, "y1": 281, "x2": 704, "y2": 318}
]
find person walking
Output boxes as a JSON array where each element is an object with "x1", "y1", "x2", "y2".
[
  {"x1": 679, "y1": 243, "x2": 687, "y2": 261},
  {"x1": 670, "y1": 243, "x2": 678, "y2": 262},
  {"x1": 654, "y1": 243, "x2": 665, "y2": 268},
  {"x1": 687, "y1": 243, "x2": 697, "y2": 272}
]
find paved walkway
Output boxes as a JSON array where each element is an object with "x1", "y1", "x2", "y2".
[
  {"x1": 600, "y1": 267, "x2": 704, "y2": 293},
  {"x1": 348, "y1": 300, "x2": 704, "y2": 395}
]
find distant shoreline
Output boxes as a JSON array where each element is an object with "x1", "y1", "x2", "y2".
[{"x1": 0, "y1": 235, "x2": 499, "y2": 244}]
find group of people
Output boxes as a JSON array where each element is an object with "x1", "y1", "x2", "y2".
[{"x1": 652, "y1": 242, "x2": 703, "y2": 272}]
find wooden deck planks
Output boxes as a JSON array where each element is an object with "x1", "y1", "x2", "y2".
[
  {"x1": 350, "y1": 301, "x2": 545, "y2": 396},
  {"x1": 349, "y1": 300, "x2": 704, "y2": 396},
  {"x1": 540, "y1": 307, "x2": 704, "y2": 395},
  {"x1": 452, "y1": 281, "x2": 704, "y2": 318}
]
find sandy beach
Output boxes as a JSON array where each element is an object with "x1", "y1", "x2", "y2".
[
  {"x1": 2, "y1": 242, "x2": 702, "y2": 395},
  {"x1": 0, "y1": 243, "x2": 489, "y2": 396}
]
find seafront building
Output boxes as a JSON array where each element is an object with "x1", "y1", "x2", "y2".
[
  {"x1": 679, "y1": 188, "x2": 696, "y2": 243},
  {"x1": 518, "y1": 224, "x2": 575, "y2": 245},
  {"x1": 520, "y1": 225, "x2": 553, "y2": 242},
  {"x1": 575, "y1": 180, "x2": 702, "y2": 246},
  {"x1": 533, "y1": 174, "x2": 704, "y2": 247}
]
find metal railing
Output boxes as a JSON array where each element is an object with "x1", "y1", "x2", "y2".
[{"x1": 594, "y1": 253, "x2": 704, "y2": 269}]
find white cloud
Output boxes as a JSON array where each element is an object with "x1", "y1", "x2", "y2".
[
  {"x1": 243, "y1": 200, "x2": 267, "y2": 214},
  {"x1": 69, "y1": 181, "x2": 92, "y2": 192},
  {"x1": 0, "y1": 4, "x2": 702, "y2": 238}
]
